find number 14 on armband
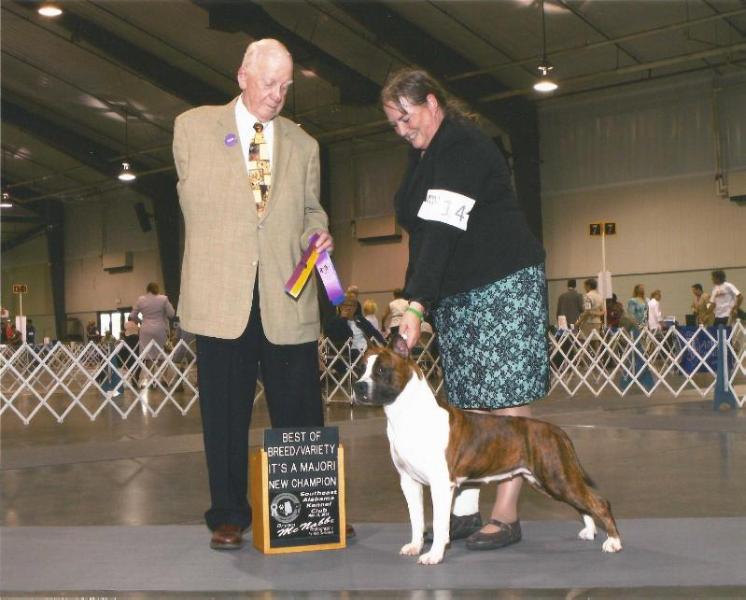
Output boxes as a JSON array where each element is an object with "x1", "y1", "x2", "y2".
[{"x1": 418, "y1": 189, "x2": 475, "y2": 231}]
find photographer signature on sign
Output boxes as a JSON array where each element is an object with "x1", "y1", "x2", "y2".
[{"x1": 277, "y1": 516, "x2": 335, "y2": 537}]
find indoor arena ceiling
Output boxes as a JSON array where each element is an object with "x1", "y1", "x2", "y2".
[{"x1": 2, "y1": 0, "x2": 746, "y2": 250}]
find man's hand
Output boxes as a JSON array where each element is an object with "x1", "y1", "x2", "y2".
[{"x1": 314, "y1": 231, "x2": 334, "y2": 254}]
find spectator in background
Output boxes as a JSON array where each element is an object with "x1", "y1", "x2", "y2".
[
  {"x1": 626, "y1": 284, "x2": 648, "y2": 332},
  {"x1": 6, "y1": 323, "x2": 22, "y2": 346},
  {"x1": 362, "y1": 299, "x2": 381, "y2": 333},
  {"x1": 605, "y1": 294, "x2": 624, "y2": 329},
  {"x1": 346, "y1": 285, "x2": 363, "y2": 317},
  {"x1": 122, "y1": 316, "x2": 141, "y2": 381},
  {"x1": 647, "y1": 289, "x2": 663, "y2": 332},
  {"x1": 169, "y1": 316, "x2": 196, "y2": 392},
  {"x1": 382, "y1": 288, "x2": 409, "y2": 338},
  {"x1": 132, "y1": 282, "x2": 175, "y2": 387},
  {"x1": 86, "y1": 320, "x2": 101, "y2": 343},
  {"x1": 576, "y1": 278, "x2": 603, "y2": 337},
  {"x1": 691, "y1": 283, "x2": 714, "y2": 327},
  {"x1": 325, "y1": 294, "x2": 385, "y2": 350},
  {"x1": 25, "y1": 319, "x2": 36, "y2": 345},
  {"x1": 708, "y1": 270, "x2": 743, "y2": 326},
  {"x1": 556, "y1": 279, "x2": 584, "y2": 330}
]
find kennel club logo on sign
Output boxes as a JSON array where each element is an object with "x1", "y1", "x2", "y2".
[{"x1": 251, "y1": 426, "x2": 346, "y2": 553}]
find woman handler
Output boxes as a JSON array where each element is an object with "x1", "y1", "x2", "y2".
[{"x1": 382, "y1": 68, "x2": 548, "y2": 551}]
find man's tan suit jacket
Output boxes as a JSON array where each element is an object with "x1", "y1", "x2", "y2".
[{"x1": 173, "y1": 98, "x2": 328, "y2": 344}]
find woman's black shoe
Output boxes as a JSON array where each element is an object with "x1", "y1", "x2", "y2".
[{"x1": 465, "y1": 518, "x2": 522, "y2": 551}]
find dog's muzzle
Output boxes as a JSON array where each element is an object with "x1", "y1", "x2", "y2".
[{"x1": 352, "y1": 381, "x2": 371, "y2": 404}]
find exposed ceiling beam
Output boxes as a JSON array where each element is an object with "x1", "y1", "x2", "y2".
[
  {"x1": 1, "y1": 215, "x2": 44, "y2": 223},
  {"x1": 700, "y1": 0, "x2": 746, "y2": 39},
  {"x1": 14, "y1": 0, "x2": 228, "y2": 106},
  {"x1": 1, "y1": 223, "x2": 48, "y2": 252},
  {"x1": 1, "y1": 96, "x2": 176, "y2": 193},
  {"x1": 196, "y1": 0, "x2": 380, "y2": 105},
  {"x1": 0, "y1": 177, "x2": 52, "y2": 217},
  {"x1": 449, "y1": 6, "x2": 746, "y2": 82},
  {"x1": 3, "y1": 97, "x2": 123, "y2": 176},
  {"x1": 479, "y1": 40, "x2": 746, "y2": 102},
  {"x1": 333, "y1": 1, "x2": 537, "y2": 136},
  {"x1": 556, "y1": 0, "x2": 643, "y2": 65}
]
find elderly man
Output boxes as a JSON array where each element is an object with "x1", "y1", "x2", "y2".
[{"x1": 173, "y1": 39, "x2": 334, "y2": 550}]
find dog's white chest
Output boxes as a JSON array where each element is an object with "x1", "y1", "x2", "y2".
[{"x1": 385, "y1": 378, "x2": 451, "y2": 485}]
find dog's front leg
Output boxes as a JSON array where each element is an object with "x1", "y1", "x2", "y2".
[
  {"x1": 398, "y1": 473, "x2": 425, "y2": 557},
  {"x1": 418, "y1": 478, "x2": 454, "y2": 565}
]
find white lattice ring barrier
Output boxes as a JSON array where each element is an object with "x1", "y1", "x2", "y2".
[{"x1": 2, "y1": 324, "x2": 743, "y2": 424}]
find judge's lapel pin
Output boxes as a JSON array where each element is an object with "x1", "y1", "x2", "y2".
[{"x1": 224, "y1": 133, "x2": 238, "y2": 147}]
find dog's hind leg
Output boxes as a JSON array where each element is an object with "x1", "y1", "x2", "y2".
[
  {"x1": 542, "y1": 474, "x2": 622, "y2": 552},
  {"x1": 582, "y1": 492, "x2": 622, "y2": 552},
  {"x1": 398, "y1": 473, "x2": 425, "y2": 557},
  {"x1": 530, "y1": 430, "x2": 622, "y2": 552}
]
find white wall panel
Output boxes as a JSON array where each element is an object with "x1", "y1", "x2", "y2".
[
  {"x1": 541, "y1": 72, "x2": 746, "y2": 193},
  {"x1": 721, "y1": 83, "x2": 746, "y2": 171}
]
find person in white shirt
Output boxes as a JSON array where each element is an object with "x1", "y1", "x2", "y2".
[
  {"x1": 708, "y1": 270, "x2": 743, "y2": 326},
  {"x1": 647, "y1": 289, "x2": 663, "y2": 331},
  {"x1": 382, "y1": 288, "x2": 409, "y2": 337},
  {"x1": 575, "y1": 278, "x2": 604, "y2": 338}
]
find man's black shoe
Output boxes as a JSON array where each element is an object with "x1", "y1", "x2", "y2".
[{"x1": 423, "y1": 512, "x2": 482, "y2": 543}]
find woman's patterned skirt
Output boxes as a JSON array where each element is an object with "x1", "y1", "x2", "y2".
[{"x1": 433, "y1": 263, "x2": 549, "y2": 409}]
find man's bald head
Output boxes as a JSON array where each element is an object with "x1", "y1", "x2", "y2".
[{"x1": 237, "y1": 38, "x2": 293, "y2": 122}]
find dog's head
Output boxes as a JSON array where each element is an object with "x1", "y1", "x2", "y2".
[{"x1": 352, "y1": 334, "x2": 414, "y2": 406}]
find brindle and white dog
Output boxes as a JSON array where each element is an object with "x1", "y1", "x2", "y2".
[{"x1": 353, "y1": 336, "x2": 622, "y2": 565}]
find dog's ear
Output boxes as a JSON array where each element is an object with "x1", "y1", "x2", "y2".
[{"x1": 388, "y1": 333, "x2": 410, "y2": 359}]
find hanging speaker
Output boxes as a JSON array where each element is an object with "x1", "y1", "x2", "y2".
[{"x1": 134, "y1": 202, "x2": 152, "y2": 232}]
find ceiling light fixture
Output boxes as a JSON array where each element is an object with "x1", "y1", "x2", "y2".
[
  {"x1": 533, "y1": 0, "x2": 558, "y2": 94},
  {"x1": 118, "y1": 162, "x2": 136, "y2": 182},
  {"x1": 117, "y1": 109, "x2": 137, "y2": 182},
  {"x1": 38, "y1": 2, "x2": 63, "y2": 17}
]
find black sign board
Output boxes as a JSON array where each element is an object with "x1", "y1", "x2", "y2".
[{"x1": 263, "y1": 426, "x2": 341, "y2": 549}]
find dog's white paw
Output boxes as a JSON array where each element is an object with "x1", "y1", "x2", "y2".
[
  {"x1": 400, "y1": 542, "x2": 423, "y2": 556},
  {"x1": 417, "y1": 549, "x2": 445, "y2": 565},
  {"x1": 578, "y1": 514, "x2": 596, "y2": 541},
  {"x1": 602, "y1": 536, "x2": 622, "y2": 553}
]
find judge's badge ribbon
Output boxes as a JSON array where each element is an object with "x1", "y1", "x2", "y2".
[{"x1": 284, "y1": 233, "x2": 345, "y2": 306}]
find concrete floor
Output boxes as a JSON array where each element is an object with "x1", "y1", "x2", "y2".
[{"x1": 2, "y1": 384, "x2": 745, "y2": 598}]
